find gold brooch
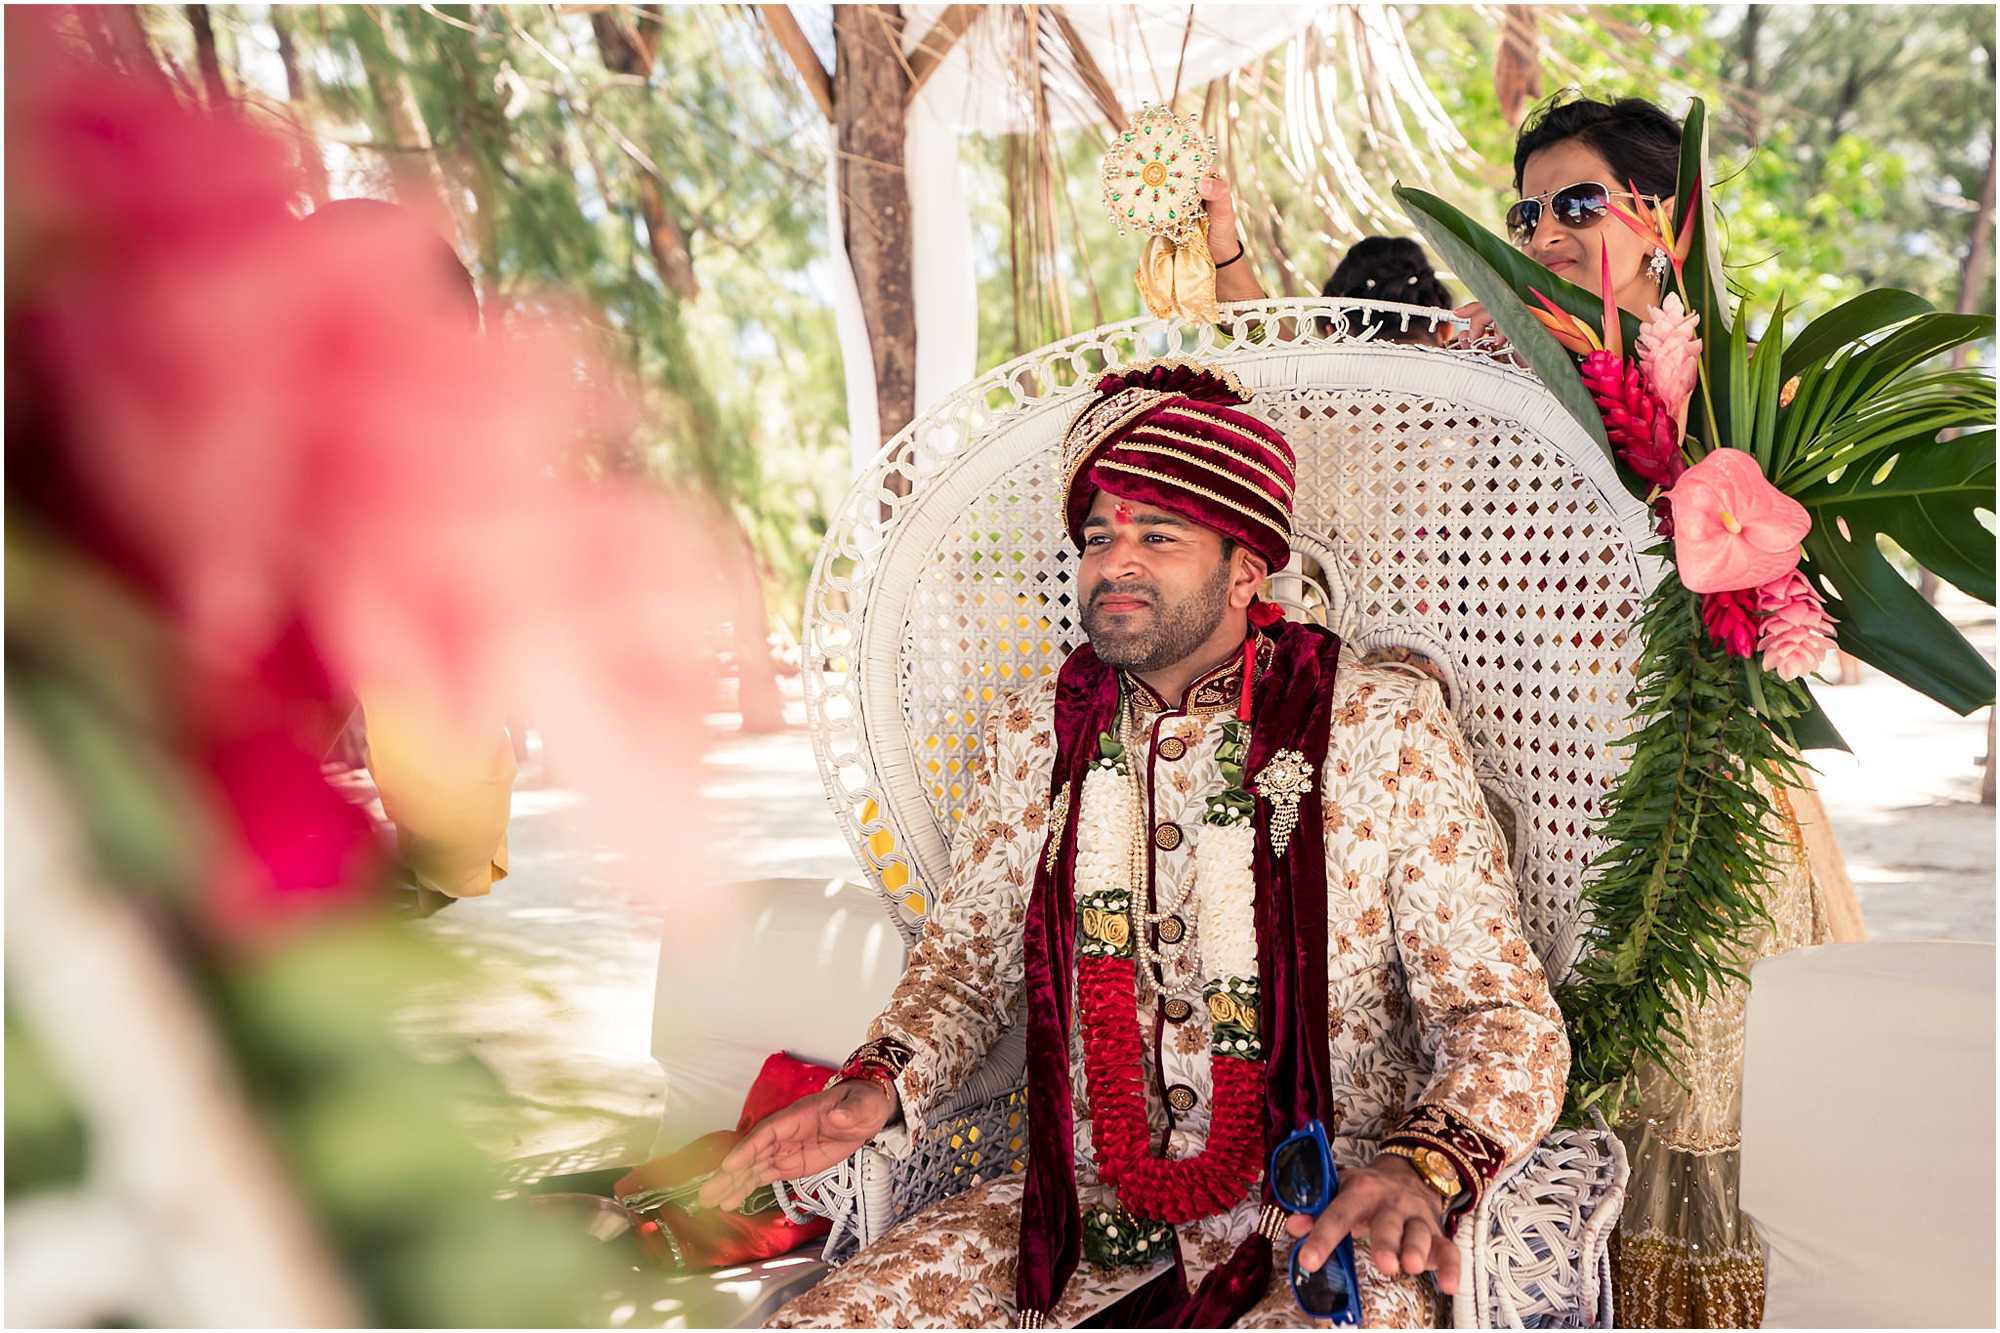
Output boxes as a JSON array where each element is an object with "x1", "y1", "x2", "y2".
[
  {"x1": 1043, "y1": 783, "x2": 1071, "y2": 873},
  {"x1": 1254, "y1": 749, "x2": 1314, "y2": 858}
]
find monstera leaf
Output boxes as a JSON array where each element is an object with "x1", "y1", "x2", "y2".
[{"x1": 1773, "y1": 306, "x2": 1998, "y2": 714}]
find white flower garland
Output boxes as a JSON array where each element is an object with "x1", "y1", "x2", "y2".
[
  {"x1": 1075, "y1": 767, "x2": 1133, "y2": 906},
  {"x1": 1193, "y1": 821, "x2": 1257, "y2": 982},
  {"x1": 1075, "y1": 764, "x2": 1257, "y2": 993}
]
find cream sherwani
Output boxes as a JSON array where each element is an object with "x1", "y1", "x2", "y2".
[{"x1": 773, "y1": 648, "x2": 1569, "y2": 1328}]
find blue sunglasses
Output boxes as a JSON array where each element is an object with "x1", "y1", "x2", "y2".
[{"x1": 1269, "y1": 1119, "x2": 1362, "y2": 1324}]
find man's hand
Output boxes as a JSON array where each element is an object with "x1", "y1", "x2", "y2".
[
  {"x1": 696, "y1": 1079, "x2": 897, "y2": 1211},
  {"x1": 1284, "y1": 1155, "x2": 1461, "y2": 1296}
]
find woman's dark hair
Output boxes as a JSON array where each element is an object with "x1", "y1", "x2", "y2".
[
  {"x1": 1319, "y1": 236, "x2": 1453, "y2": 343},
  {"x1": 1511, "y1": 91, "x2": 1684, "y2": 200}
]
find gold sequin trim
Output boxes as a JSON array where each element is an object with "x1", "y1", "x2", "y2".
[
  {"x1": 1092, "y1": 460, "x2": 1291, "y2": 542},
  {"x1": 1016, "y1": 1309, "x2": 1049, "y2": 1329},
  {"x1": 1257, "y1": 1204, "x2": 1291, "y2": 1243},
  {"x1": 1062, "y1": 389, "x2": 1173, "y2": 495},
  {"x1": 1611, "y1": 1225, "x2": 1765, "y2": 1329}
]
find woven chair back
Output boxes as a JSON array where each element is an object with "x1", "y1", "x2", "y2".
[{"x1": 803, "y1": 301, "x2": 1661, "y2": 982}]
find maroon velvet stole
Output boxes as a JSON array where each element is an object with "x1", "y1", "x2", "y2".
[{"x1": 1016, "y1": 621, "x2": 1342, "y2": 1327}]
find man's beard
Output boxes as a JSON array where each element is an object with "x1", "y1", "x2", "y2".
[{"x1": 1081, "y1": 557, "x2": 1233, "y2": 673}]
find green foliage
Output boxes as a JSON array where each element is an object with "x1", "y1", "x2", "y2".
[
  {"x1": 5, "y1": 1005, "x2": 86, "y2": 1197},
  {"x1": 216, "y1": 919, "x2": 625, "y2": 1328},
  {"x1": 1558, "y1": 567, "x2": 1810, "y2": 1122},
  {"x1": 1765, "y1": 303, "x2": 1998, "y2": 712}
]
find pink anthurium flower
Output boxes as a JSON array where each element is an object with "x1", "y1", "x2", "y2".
[{"x1": 1664, "y1": 447, "x2": 1811, "y2": 593}]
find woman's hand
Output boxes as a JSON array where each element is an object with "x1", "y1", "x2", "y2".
[
  {"x1": 1200, "y1": 176, "x2": 1267, "y2": 303},
  {"x1": 1456, "y1": 299, "x2": 1496, "y2": 345}
]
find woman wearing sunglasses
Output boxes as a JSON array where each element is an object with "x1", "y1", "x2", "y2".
[
  {"x1": 1459, "y1": 94, "x2": 1685, "y2": 342},
  {"x1": 1208, "y1": 91, "x2": 1868, "y2": 1329},
  {"x1": 1481, "y1": 93, "x2": 1866, "y2": 1333}
]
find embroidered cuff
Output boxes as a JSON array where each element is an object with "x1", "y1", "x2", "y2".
[
  {"x1": 1381, "y1": 1102, "x2": 1509, "y2": 1236},
  {"x1": 829, "y1": 1036, "x2": 916, "y2": 1124}
]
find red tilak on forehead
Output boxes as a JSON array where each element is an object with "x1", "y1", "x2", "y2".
[{"x1": 1113, "y1": 502, "x2": 1135, "y2": 524}]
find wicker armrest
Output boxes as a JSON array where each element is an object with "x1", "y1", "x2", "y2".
[
  {"x1": 775, "y1": 1025, "x2": 1031, "y2": 1263},
  {"x1": 775, "y1": 1084, "x2": 1028, "y2": 1264},
  {"x1": 1451, "y1": 1114, "x2": 1629, "y2": 1330}
]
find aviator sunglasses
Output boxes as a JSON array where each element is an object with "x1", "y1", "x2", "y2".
[
  {"x1": 1504, "y1": 181, "x2": 1646, "y2": 247},
  {"x1": 1269, "y1": 1119, "x2": 1362, "y2": 1324}
]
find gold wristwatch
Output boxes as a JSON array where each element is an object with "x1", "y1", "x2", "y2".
[{"x1": 1378, "y1": 1143, "x2": 1463, "y2": 1209}]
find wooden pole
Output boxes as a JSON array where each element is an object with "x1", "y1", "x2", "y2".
[
  {"x1": 834, "y1": 4, "x2": 917, "y2": 455},
  {"x1": 1494, "y1": 5, "x2": 1543, "y2": 131},
  {"x1": 757, "y1": 4, "x2": 834, "y2": 121}
]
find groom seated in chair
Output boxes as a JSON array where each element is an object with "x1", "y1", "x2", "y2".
[{"x1": 702, "y1": 360, "x2": 1569, "y2": 1328}]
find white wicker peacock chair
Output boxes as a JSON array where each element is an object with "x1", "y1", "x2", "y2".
[{"x1": 778, "y1": 298, "x2": 1639, "y2": 1328}]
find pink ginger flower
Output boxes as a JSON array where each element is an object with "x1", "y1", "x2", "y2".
[
  {"x1": 1580, "y1": 351, "x2": 1684, "y2": 490},
  {"x1": 1664, "y1": 448, "x2": 1810, "y2": 593},
  {"x1": 1700, "y1": 587, "x2": 1759, "y2": 657},
  {"x1": 1637, "y1": 293, "x2": 1701, "y2": 442},
  {"x1": 1755, "y1": 570, "x2": 1838, "y2": 681}
]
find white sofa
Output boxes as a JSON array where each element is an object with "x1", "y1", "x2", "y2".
[{"x1": 1740, "y1": 941, "x2": 1996, "y2": 1328}]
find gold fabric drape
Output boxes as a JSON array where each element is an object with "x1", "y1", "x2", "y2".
[
  {"x1": 1135, "y1": 218, "x2": 1220, "y2": 324},
  {"x1": 1609, "y1": 775, "x2": 1866, "y2": 1328}
]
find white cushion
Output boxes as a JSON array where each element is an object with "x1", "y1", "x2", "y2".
[
  {"x1": 649, "y1": 878, "x2": 905, "y2": 1153},
  {"x1": 1740, "y1": 941, "x2": 1995, "y2": 1328}
]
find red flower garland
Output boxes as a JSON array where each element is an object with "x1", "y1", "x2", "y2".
[{"x1": 1077, "y1": 954, "x2": 1267, "y2": 1223}]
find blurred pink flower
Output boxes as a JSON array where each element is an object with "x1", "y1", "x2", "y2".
[
  {"x1": 202, "y1": 730, "x2": 384, "y2": 943},
  {"x1": 9, "y1": 16, "x2": 731, "y2": 940},
  {"x1": 1665, "y1": 448, "x2": 1810, "y2": 594},
  {"x1": 1755, "y1": 570, "x2": 1838, "y2": 681}
]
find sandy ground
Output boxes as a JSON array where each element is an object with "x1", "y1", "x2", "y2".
[{"x1": 417, "y1": 594, "x2": 1996, "y2": 1185}]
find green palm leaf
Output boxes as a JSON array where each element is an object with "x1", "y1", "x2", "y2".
[
  {"x1": 1771, "y1": 300, "x2": 1996, "y2": 709},
  {"x1": 1395, "y1": 185, "x2": 1625, "y2": 467},
  {"x1": 1802, "y1": 427, "x2": 1996, "y2": 610},
  {"x1": 1781, "y1": 290, "x2": 1934, "y2": 381}
]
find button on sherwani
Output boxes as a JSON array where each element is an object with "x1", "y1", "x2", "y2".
[{"x1": 771, "y1": 648, "x2": 1569, "y2": 1328}]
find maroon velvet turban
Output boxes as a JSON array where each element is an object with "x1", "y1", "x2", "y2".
[{"x1": 1060, "y1": 359, "x2": 1297, "y2": 571}]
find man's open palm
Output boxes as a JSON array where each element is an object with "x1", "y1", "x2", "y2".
[{"x1": 698, "y1": 1081, "x2": 894, "y2": 1211}]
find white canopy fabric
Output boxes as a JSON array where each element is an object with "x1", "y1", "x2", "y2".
[
  {"x1": 828, "y1": 5, "x2": 1318, "y2": 470},
  {"x1": 905, "y1": 4, "x2": 1321, "y2": 135}
]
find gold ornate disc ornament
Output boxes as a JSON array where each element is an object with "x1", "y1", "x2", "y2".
[{"x1": 1100, "y1": 105, "x2": 1221, "y2": 324}]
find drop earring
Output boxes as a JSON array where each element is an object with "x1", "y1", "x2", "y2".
[{"x1": 1647, "y1": 247, "x2": 1671, "y2": 283}]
